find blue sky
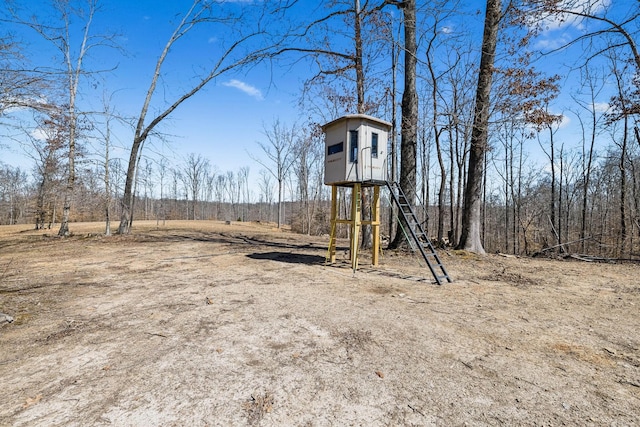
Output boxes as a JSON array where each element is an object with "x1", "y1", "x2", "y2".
[
  {"x1": 98, "y1": 0, "x2": 310, "y2": 175},
  {"x1": 1, "y1": 0, "x2": 630, "y2": 196},
  {"x1": 2, "y1": 0, "x2": 310, "y2": 179}
]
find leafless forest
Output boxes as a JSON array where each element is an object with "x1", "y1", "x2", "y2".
[
  {"x1": 1, "y1": 1, "x2": 640, "y2": 259},
  {"x1": 2, "y1": 3, "x2": 640, "y2": 424}
]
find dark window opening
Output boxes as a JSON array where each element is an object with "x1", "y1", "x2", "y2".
[
  {"x1": 328, "y1": 141, "x2": 343, "y2": 156},
  {"x1": 371, "y1": 133, "x2": 379, "y2": 158},
  {"x1": 349, "y1": 130, "x2": 358, "y2": 163}
]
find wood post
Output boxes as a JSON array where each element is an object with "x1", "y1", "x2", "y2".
[
  {"x1": 328, "y1": 185, "x2": 338, "y2": 263},
  {"x1": 349, "y1": 183, "x2": 362, "y2": 271},
  {"x1": 372, "y1": 185, "x2": 380, "y2": 266},
  {"x1": 326, "y1": 183, "x2": 381, "y2": 270}
]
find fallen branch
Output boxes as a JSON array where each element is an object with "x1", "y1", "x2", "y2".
[
  {"x1": 619, "y1": 379, "x2": 640, "y2": 388},
  {"x1": 569, "y1": 254, "x2": 593, "y2": 262},
  {"x1": 535, "y1": 235, "x2": 596, "y2": 255},
  {"x1": 564, "y1": 254, "x2": 640, "y2": 263},
  {"x1": 497, "y1": 253, "x2": 516, "y2": 258},
  {"x1": 408, "y1": 404, "x2": 425, "y2": 416},
  {"x1": 146, "y1": 332, "x2": 168, "y2": 338}
]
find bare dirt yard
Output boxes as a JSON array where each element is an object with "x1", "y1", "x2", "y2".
[{"x1": 0, "y1": 220, "x2": 639, "y2": 426}]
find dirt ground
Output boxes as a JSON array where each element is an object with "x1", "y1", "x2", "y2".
[{"x1": 0, "y1": 220, "x2": 638, "y2": 426}]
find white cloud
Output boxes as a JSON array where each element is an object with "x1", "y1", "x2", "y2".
[
  {"x1": 222, "y1": 79, "x2": 263, "y2": 100},
  {"x1": 533, "y1": 33, "x2": 572, "y2": 51},
  {"x1": 530, "y1": 0, "x2": 613, "y2": 52},
  {"x1": 593, "y1": 102, "x2": 610, "y2": 113},
  {"x1": 530, "y1": 0, "x2": 612, "y2": 33},
  {"x1": 31, "y1": 128, "x2": 49, "y2": 141},
  {"x1": 557, "y1": 113, "x2": 571, "y2": 129}
]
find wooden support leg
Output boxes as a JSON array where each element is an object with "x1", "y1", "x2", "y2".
[
  {"x1": 372, "y1": 185, "x2": 380, "y2": 266},
  {"x1": 350, "y1": 183, "x2": 361, "y2": 272},
  {"x1": 328, "y1": 185, "x2": 337, "y2": 263}
]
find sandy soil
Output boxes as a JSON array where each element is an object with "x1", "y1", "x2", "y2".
[{"x1": 0, "y1": 220, "x2": 638, "y2": 426}]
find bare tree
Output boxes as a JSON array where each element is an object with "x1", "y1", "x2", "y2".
[
  {"x1": 290, "y1": 0, "x2": 392, "y2": 120},
  {"x1": 214, "y1": 174, "x2": 227, "y2": 220},
  {"x1": 251, "y1": 120, "x2": 297, "y2": 228},
  {"x1": 141, "y1": 158, "x2": 154, "y2": 220},
  {"x1": 457, "y1": 0, "x2": 502, "y2": 254},
  {"x1": 523, "y1": 1, "x2": 640, "y2": 72},
  {"x1": 258, "y1": 169, "x2": 275, "y2": 222},
  {"x1": 182, "y1": 153, "x2": 209, "y2": 220},
  {"x1": 238, "y1": 166, "x2": 250, "y2": 221},
  {"x1": 0, "y1": 33, "x2": 49, "y2": 117},
  {"x1": 292, "y1": 128, "x2": 323, "y2": 234},
  {"x1": 607, "y1": 51, "x2": 632, "y2": 254},
  {"x1": 155, "y1": 158, "x2": 169, "y2": 226},
  {"x1": 442, "y1": 47, "x2": 475, "y2": 247},
  {"x1": 423, "y1": 4, "x2": 458, "y2": 246},
  {"x1": 224, "y1": 170, "x2": 240, "y2": 220},
  {"x1": 101, "y1": 102, "x2": 113, "y2": 235},
  {"x1": 10, "y1": 0, "x2": 118, "y2": 236},
  {"x1": 27, "y1": 107, "x2": 68, "y2": 230},
  {"x1": 89, "y1": 91, "x2": 126, "y2": 236},
  {"x1": 571, "y1": 67, "x2": 606, "y2": 252},
  {"x1": 118, "y1": 0, "x2": 288, "y2": 234},
  {"x1": 0, "y1": 164, "x2": 29, "y2": 225},
  {"x1": 389, "y1": 0, "x2": 418, "y2": 249}
]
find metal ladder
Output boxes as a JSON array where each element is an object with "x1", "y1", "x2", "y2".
[{"x1": 386, "y1": 181, "x2": 452, "y2": 285}]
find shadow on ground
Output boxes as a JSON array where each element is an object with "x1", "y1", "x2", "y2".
[{"x1": 246, "y1": 252, "x2": 326, "y2": 265}]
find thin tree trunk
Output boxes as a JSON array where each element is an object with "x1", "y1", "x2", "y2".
[
  {"x1": 581, "y1": 116, "x2": 596, "y2": 253},
  {"x1": 620, "y1": 115, "x2": 628, "y2": 254},
  {"x1": 549, "y1": 124, "x2": 558, "y2": 249},
  {"x1": 104, "y1": 113, "x2": 112, "y2": 236},
  {"x1": 558, "y1": 144, "x2": 563, "y2": 250}
]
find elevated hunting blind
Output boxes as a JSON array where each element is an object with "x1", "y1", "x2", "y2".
[
  {"x1": 321, "y1": 114, "x2": 392, "y2": 185},
  {"x1": 321, "y1": 114, "x2": 452, "y2": 285}
]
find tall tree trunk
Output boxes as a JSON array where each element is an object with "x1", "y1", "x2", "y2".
[
  {"x1": 457, "y1": 0, "x2": 501, "y2": 254},
  {"x1": 118, "y1": 1, "x2": 276, "y2": 233},
  {"x1": 277, "y1": 178, "x2": 283, "y2": 228},
  {"x1": 119, "y1": 136, "x2": 143, "y2": 233},
  {"x1": 448, "y1": 124, "x2": 456, "y2": 245},
  {"x1": 58, "y1": 3, "x2": 96, "y2": 237},
  {"x1": 58, "y1": 100, "x2": 76, "y2": 236},
  {"x1": 104, "y1": 112, "x2": 112, "y2": 236},
  {"x1": 354, "y1": 0, "x2": 373, "y2": 249},
  {"x1": 390, "y1": 0, "x2": 417, "y2": 249},
  {"x1": 581, "y1": 112, "x2": 596, "y2": 253},
  {"x1": 558, "y1": 144, "x2": 564, "y2": 250},
  {"x1": 425, "y1": 26, "x2": 445, "y2": 244},
  {"x1": 388, "y1": 26, "x2": 398, "y2": 240},
  {"x1": 549, "y1": 125, "x2": 557, "y2": 249},
  {"x1": 436, "y1": 129, "x2": 447, "y2": 245},
  {"x1": 354, "y1": 0, "x2": 365, "y2": 114}
]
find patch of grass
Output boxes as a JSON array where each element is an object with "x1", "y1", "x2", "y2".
[
  {"x1": 244, "y1": 391, "x2": 274, "y2": 426},
  {"x1": 451, "y1": 249, "x2": 479, "y2": 260}
]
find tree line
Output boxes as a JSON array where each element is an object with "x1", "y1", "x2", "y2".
[{"x1": 1, "y1": 0, "x2": 639, "y2": 258}]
